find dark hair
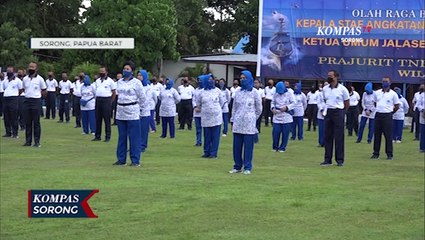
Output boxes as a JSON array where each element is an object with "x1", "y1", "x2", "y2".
[
  {"x1": 100, "y1": 66, "x2": 108, "y2": 72},
  {"x1": 123, "y1": 60, "x2": 135, "y2": 71},
  {"x1": 329, "y1": 69, "x2": 339, "y2": 78}
]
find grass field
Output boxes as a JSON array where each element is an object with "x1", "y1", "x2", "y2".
[{"x1": 0, "y1": 118, "x2": 424, "y2": 240}]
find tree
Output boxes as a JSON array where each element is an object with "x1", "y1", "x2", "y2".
[
  {"x1": 82, "y1": 0, "x2": 179, "y2": 74},
  {"x1": 231, "y1": 0, "x2": 259, "y2": 53},
  {"x1": 0, "y1": 22, "x2": 35, "y2": 69}
]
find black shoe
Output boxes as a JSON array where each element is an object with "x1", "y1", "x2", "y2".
[
  {"x1": 22, "y1": 143, "x2": 31, "y2": 146},
  {"x1": 317, "y1": 144, "x2": 324, "y2": 148},
  {"x1": 20, "y1": 127, "x2": 25, "y2": 131},
  {"x1": 367, "y1": 140, "x2": 372, "y2": 144},
  {"x1": 336, "y1": 163, "x2": 344, "y2": 167},
  {"x1": 188, "y1": 127, "x2": 192, "y2": 130},
  {"x1": 112, "y1": 161, "x2": 126, "y2": 166},
  {"x1": 208, "y1": 156, "x2": 217, "y2": 159},
  {"x1": 129, "y1": 163, "x2": 141, "y2": 167},
  {"x1": 65, "y1": 121, "x2": 70, "y2": 124},
  {"x1": 355, "y1": 139, "x2": 361, "y2": 143},
  {"x1": 57, "y1": 120, "x2": 63, "y2": 123},
  {"x1": 33, "y1": 143, "x2": 41, "y2": 148},
  {"x1": 74, "y1": 126, "x2": 81, "y2": 128},
  {"x1": 320, "y1": 162, "x2": 332, "y2": 167},
  {"x1": 413, "y1": 138, "x2": 419, "y2": 141},
  {"x1": 386, "y1": 156, "x2": 393, "y2": 160},
  {"x1": 306, "y1": 129, "x2": 311, "y2": 131},
  {"x1": 348, "y1": 133, "x2": 353, "y2": 136},
  {"x1": 194, "y1": 143, "x2": 201, "y2": 147},
  {"x1": 290, "y1": 138, "x2": 295, "y2": 140},
  {"x1": 11, "y1": 135, "x2": 19, "y2": 138},
  {"x1": 112, "y1": 123, "x2": 117, "y2": 126},
  {"x1": 160, "y1": 136, "x2": 166, "y2": 138},
  {"x1": 92, "y1": 138, "x2": 101, "y2": 141},
  {"x1": 201, "y1": 155, "x2": 210, "y2": 158},
  {"x1": 44, "y1": 117, "x2": 50, "y2": 119},
  {"x1": 104, "y1": 139, "x2": 110, "y2": 142},
  {"x1": 370, "y1": 155, "x2": 379, "y2": 159},
  {"x1": 2, "y1": 134, "x2": 11, "y2": 137}
]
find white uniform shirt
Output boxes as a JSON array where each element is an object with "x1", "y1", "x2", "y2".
[
  {"x1": 307, "y1": 91, "x2": 319, "y2": 104},
  {"x1": 23, "y1": 74, "x2": 46, "y2": 98},
  {"x1": 264, "y1": 86, "x2": 276, "y2": 100},
  {"x1": 59, "y1": 80, "x2": 72, "y2": 94},
  {"x1": 349, "y1": 91, "x2": 361, "y2": 106},
  {"x1": 159, "y1": 88, "x2": 181, "y2": 117},
  {"x1": 140, "y1": 85, "x2": 157, "y2": 117},
  {"x1": 221, "y1": 88, "x2": 231, "y2": 113},
  {"x1": 80, "y1": 85, "x2": 96, "y2": 111},
  {"x1": 192, "y1": 87, "x2": 202, "y2": 118},
  {"x1": 293, "y1": 92, "x2": 307, "y2": 117},
  {"x1": 45, "y1": 79, "x2": 58, "y2": 92},
  {"x1": 322, "y1": 84, "x2": 350, "y2": 110},
  {"x1": 72, "y1": 80, "x2": 84, "y2": 97},
  {"x1": 316, "y1": 91, "x2": 326, "y2": 120},
  {"x1": 197, "y1": 88, "x2": 224, "y2": 127},
  {"x1": 417, "y1": 92, "x2": 425, "y2": 124},
  {"x1": 178, "y1": 85, "x2": 195, "y2": 100},
  {"x1": 230, "y1": 86, "x2": 241, "y2": 99},
  {"x1": 413, "y1": 91, "x2": 421, "y2": 111},
  {"x1": 116, "y1": 78, "x2": 145, "y2": 121},
  {"x1": 271, "y1": 91, "x2": 296, "y2": 124},
  {"x1": 361, "y1": 92, "x2": 377, "y2": 119},
  {"x1": 392, "y1": 97, "x2": 409, "y2": 120},
  {"x1": 375, "y1": 89, "x2": 400, "y2": 113},
  {"x1": 3, "y1": 78, "x2": 23, "y2": 97},
  {"x1": 151, "y1": 83, "x2": 164, "y2": 98},
  {"x1": 231, "y1": 88, "x2": 262, "y2": 134},
  {"x1": 0, "y1": 79, "x2": 4, "y2": 93},
  {"x1": 255, "y1": 88, "x2": 265, "y2": 99},
  {"x1": 93, "y1": 77, "x2": 116, "y2": 97}
]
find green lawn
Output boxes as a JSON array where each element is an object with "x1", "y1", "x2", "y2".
[{"x1": 1, "y1": 118, "x2": 424, "y2": 240}]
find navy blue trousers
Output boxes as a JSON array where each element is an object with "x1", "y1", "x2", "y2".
[
  {"x1": 150, "y1": 110, "x2": 156, "y2": 131},
  {"x1": 392, "y1": 119, "x2": 404, "y2": 141},
  {"x1": 233, "y1": 133, "x2": 255, "y2": 171},
  {"x1": 357, "y1": 117, "x2": 374, "y2": 143},
  {"x1": 116, "y1": 119, "x2": 141, "y2": 164},
  {"x1": 318, "y1": 119, "x2": 325, "y2": 146},
  {"x1": 59, "y1": 94, "x2": 70, "y2": 122},
  {"x1": 81, "y1": 110, "x2": 96, "y2": 134},
  {"x1": 420, "y1": 124, "x2": 425, "y2": 151},
  {"x1": 291, "y1": 116, "x2": 304, "y2": 140},
  {"x1": 373, "y1": 113, "x2": 393, "y2": 157},
  {"x1": 222, "y1": 112, "x2": 229, "y2": 134},
  {"x1": 161, "y1": 116, "x2": 175, "y2": 138},
  {"x1": 203, "y1": 125, "x2": 221, "y2": 157},
  {"x1": 140, "y1": 116, "x2": 150, "y2": 152},
  {"x1": 194, "y1": 117, "x2": 202, "y2": 145},
  {"x1": 324, "y1": 109, "x2": 345, "y2": 164},
  {"x1": 272, "y1": 123, "x2": 291, "y2": 151}
]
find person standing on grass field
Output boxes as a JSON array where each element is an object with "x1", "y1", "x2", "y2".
[
  {"x1": 371, "y1": 77, "x2": 400, "y2": 160},
  {"x1": 92, "y1": 66, "x2": 116, "y2": 142},
  {"x1": 2, "y1": 66, "x2": 23, "y2": 138},
  {"x1": 320, "y1": 70, "x2": 350, "y2": 167},
  {"x1": 196, "y1": 74, "x2": 225, "y2": 159},
  {"x1": 306, "y1": 85, "x2": 319, "y2": 131},
  {"x1": 271, "y1": 81, "x2": 295, "y2": 152},
  {"x1": 291, "y1": 82, "x2": 307, "y2": 141},
  {"x1": 356, "y1": 82, "x2": 377, "y2": 144},
  {"x1": 263, "y1": 79, "x2": 275, "y2": 127},
  {"x1": 218, "y1": 78, "x2": 230, "y2": 137},
  {"x1": 177, "y1": 77, "x2": 194, "y2": 130},
  {"x1": 159, "y1": 78, "x2": 181, "y2": 139},
  {"x1": 412, "y1": 84, "x2": 424, "y2": 141},
  {"x1": 22, "y1": 62, "x2": 47, "y2": 147},
  {"x1": 316, "y1": 82, "x2": 327, "y2": 148},
  {"x1": 229, "y1": 79, "x2": 240, "y2": 122},
  {"x1": 192, "y1": 77, "x2": 203, "y2": 146},
  {"x1": 44, "y1": 71, "x2": 58, "y2": 120},
  {"x1": 58, "y1": 72, "x2": 73, "y2": 124},
  {"x1": 417, "y1": 90, "x2": 425, "y2": 153},
  {"x1": 80, "y1": 75, "x2": 96, "y2": 135},
  {"x1": 392, "y1": 87, "x2": 409, "y2": 143},
  {"x1": 254, "y1": 78, "x2": 265, "y2": 143},
  {"x1": 138, "y1": 70, "x2": 156, "y2": 152},
  {"x1": 113, "y1": 61, "x2": 146, "y2": 167},
  {"x1": 229, "y1": 70, "x2": 262, "y2": 175},
  {"x1": 346, "y1": 85, "x2": 360, "y2": 136},
  {"x1": 72, "y1": 72, "x2": 84, "y2": 128}
]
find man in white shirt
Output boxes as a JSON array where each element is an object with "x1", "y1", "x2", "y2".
[
  {"x1": 306, "y1": 85, "x2": 319, "y2": 131},
  {"x1": 346, "y1": 85, "x2": 361, "y2": 136},
  {"x1": 263, "y1": 79, "x2": 276, "y2": 126},
  {"x1": 92, "y1": 66, "x2": 116, "y2": 142},
  {"x1": 58, "y1": 72, "x2": 73, "y2": 123},
  {"x1": 45, "y1": 71, "x2": 58, "y2": 120},
  {"x1": 112, "y1": 73, "x2": 122, "y2": 126},
  {"x1": 72, "y1": 72, "x2": 84, "y2": 128},
  {"x1": 151, "y1": 76, "x2": 164, "y2": 125},
  {"x1": 22, "y1": 62, "x2": 47, "y2": 147},
  {"x1": 254, "y1": 79, "x2": 265, "y2": 135},
  {"x1": 320, "y1": 70, "x2": 350, "y2": 167},
  {"x1": 2, "y1": 66, "x2": 23, "y2": 138},
  {"x1": 412, "y1": 84, "x2": 424, "y2": 140},
  {"x1": 177, "y1": 77, "x2": 195, "y2": 130},
  {"x1": 371, "y1": 77, "x2": 400, "y2": 160},
  {"x1": 0, "y1": 72, "x2": 4, "y2": 118}
]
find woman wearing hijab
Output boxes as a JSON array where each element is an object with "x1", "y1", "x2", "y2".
[
  {"x1": 392, "y1": 87, "x2": 409, "y2": 143},
  {"x1": 356, "y1": 82, "x2": 377, "y2": 144},
  {"x1": 229, "y1": 70, "x2": 262, "y2": 175},
  {"x1": 138, "y1": 70, "x2": 157, "y2": 152},
  {"x1": 113, "y1": 61, "x2": 146, "y2": 167},
  {"x1": 291, "y1": 83, "x2": 307, "y2": 140},
  {"x1": 80, "y1": 75, "x2": 96, "y2": 135},
  {"x1": 271, "y1": 81, "x2": 295, "y2": 152},
  {"x1": 159, "y1": 78, "x2": 181, "y2": 138},
  {"x1": 218, "y1": 79, "x2": 231, "y2": 136},
  {"x1": 195, "y1": 74, "x2": 224, "y2": 159}
]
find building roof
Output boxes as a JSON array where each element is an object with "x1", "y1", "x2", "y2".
[{"x1": 182, "y1": 54, "x2": 257, "y2": 66}]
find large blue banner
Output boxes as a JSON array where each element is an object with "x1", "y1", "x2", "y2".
[{"x1": 257, "y1": 0, "x2": 425, "y2": 83}]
